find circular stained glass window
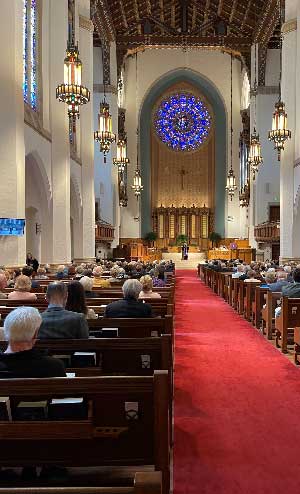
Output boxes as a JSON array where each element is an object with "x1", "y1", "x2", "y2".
[{"x1": 154, "y1": 93, "x2": 211, "y2": 151}]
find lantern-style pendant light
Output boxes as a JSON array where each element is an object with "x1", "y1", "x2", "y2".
[
  {"x1": 226, "y1": 52, "x2": 237, "y2": 201},
  {"x1": 249, "y1": 128, "x2": 263, "y2": 179},
  {"x1": 131, "y1": 52, "x2": 143, "y2": 200},
  {"x1": 113, "y1": 139, "x2": 130, "y2": 172},
  {"x1": 131, "y1": 168, "x2": 143, "y2": 198},
  {"x1": 268, "y1": 0, "x2": 291, "y2": 160},
  {"x1": 94, "y1": 101, "x2": 116, "y2": 163},
  {"x1": 56, "y1": 15, "x2": 90, "y2": 125}
]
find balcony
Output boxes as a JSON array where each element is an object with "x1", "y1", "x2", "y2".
[
  {"x1": 95, "y1": 221, "x2": 115, "y2": 243},
  {"x1": 254, "y1": 221, "x2": 280, "y2": 243}
]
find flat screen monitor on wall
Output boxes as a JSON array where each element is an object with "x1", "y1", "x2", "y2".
[{"x1": 0, "y1": 219, "x2": 25, "y2": 236}]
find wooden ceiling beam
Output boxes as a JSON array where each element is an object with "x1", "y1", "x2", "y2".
[
  {"x1": 229, "y1": 0, "x2": 238, "y2": 24},
  {"x1": 93, "y1": 0, "x2": 116, "y2": 41},
  {"x1": 240, "y1": 0, "x2": 252, "y2": 33},
  {"x1": 253, "y1": 0, "x2": 279, "y2": 45},
  {"x1": 217, "y1": 0, "x2": 224, "y2": 16},
  {"x1": 116, "y1": 33, "x2": 252, "y2": 50}
]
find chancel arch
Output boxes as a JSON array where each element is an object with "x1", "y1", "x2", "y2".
[{"x1": 139, "y1": 68, "x2": 227, "y2": 241}]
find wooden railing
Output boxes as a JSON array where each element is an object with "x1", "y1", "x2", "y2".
[
  {"x1": 95, "y1": 222, "x2": 115, "y2": 242},
  {"x1": 254, "y1": 221, "x2": 280, "y2": 243}
]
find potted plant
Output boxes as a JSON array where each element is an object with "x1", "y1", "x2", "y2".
[
  {"x1": 209, "y1": 231, "x2": 222, "y2": 248},
  {"x1": 144, "y1": 231, "x2": 158, "y2": 247}
]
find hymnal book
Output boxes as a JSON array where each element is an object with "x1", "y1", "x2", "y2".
[
  {"x1": 66, "y1": 372, "x2": 76, "y2": 378},
  {"x1": 101, "y1": 328, "x2": 119, "y2": 338},
  {"x1": 71, "y1": 352, "x2": 96, "y2": 367},
  {"x1": 15, "y1": 400, "x2": 48, "y2": 421},
  {"x1": 48, "y1": 397, "x2": 87, "y2": 420},
  {"x1": 0, "y1": 397, "x2": 12, "y2": 421},
  {"x1": 52, "y1": 354, "x2": 72, "y2": 367}
]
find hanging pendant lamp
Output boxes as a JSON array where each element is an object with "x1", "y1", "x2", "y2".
[
  {"x1": 131, "y1": 53, "x2": 143, "y2": 199},
  {"x1": 268, "y1": 0, "x2": 291, "y2": 160},
  {"x1": 226, "y1": 52, "x2": 237, "y2": 201},
  {"x1": 248, "y1": 43, "x2": 263, "y2": 180},
  {"x1": 113, "y1": 139, "x2": 130, "y2": 173}
]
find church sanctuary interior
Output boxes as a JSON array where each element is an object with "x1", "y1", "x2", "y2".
[{"x1": 4, "y1": 0, "x2": 300, "y2": 493}]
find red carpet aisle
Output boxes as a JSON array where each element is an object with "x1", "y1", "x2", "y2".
[{"x1": 173, "y1": 270, "x2": 300, "y2": 494}]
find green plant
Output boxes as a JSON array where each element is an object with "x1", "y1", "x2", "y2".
[
  {"x1": 144, "y1": 231, "x2": 158, "y2": 246},
  {"x1": 209, "y1": 231, "x2": 222, "y2": 248},
  {"x1": 176, "y1": 234, "x2": 188, "y2": 246}
]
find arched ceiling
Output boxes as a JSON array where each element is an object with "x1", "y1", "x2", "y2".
[{"x1": 92, "y1": 0, "x2": 281, "y2": 76}]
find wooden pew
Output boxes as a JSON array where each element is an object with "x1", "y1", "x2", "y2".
[
  {"x1": 0, "y1": 373, "x2": 170, "y2": 494},
  {"x1": 0, "y1": 471, "x2": 162, "y2": 494},
  {"x1": 275, "y1": 297, "x2": 300, "y2": 353},
  {"x1": 243, "y1": 281, "x2": 261, "y2": 321},
  {"x1": 252, "y1": 286, "x2": 269, "y2": 329},
  {"x1": 88, "y1": 317, "x2": 173, "y2": 339},
  {"x1": 261, "y1": 291, "x2": 281, "y2": 339}
]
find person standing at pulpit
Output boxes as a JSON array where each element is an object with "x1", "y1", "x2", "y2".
[{"x1": 182, "y1": 242, "x2": 189, "y2": 260}]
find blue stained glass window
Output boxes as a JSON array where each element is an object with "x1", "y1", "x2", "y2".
[
  {"x1": 23, "y1": 0, "x2": 38, "y2": 110},
  {"x1": 154, "y1": 93, "x2": 211, "y2": 152}
]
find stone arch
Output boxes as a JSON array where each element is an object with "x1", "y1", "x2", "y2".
[
  {"x1": 25, "y1": 152, "x2": 52, "y2": 263},
  {"x1": 139, "y1": 67, "x2": 227, "y2": 237}
]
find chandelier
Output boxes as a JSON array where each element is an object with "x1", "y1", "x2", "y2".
[
  {"x1": 94, "y1": 101, "x2": 116, "y2": 163},
  {"x1": 113, "y1": 139, "x2": 130, "y2": 172},
  {"x1": 226, "y1": 53, "x2": 237, "y2": 201},
  {"x1": 131, "y1": 168, "x2": 143, "y2": 198},
  {"x1": 268, "y1": 101, "x2": 291, "y2": 160},
  {"x1": 56, "y1": 41, "x2": 90, "y2": 123},
  {"x1": 131, "y1": 53, "x2": 143, "y2": 200},
  {"x1": 268, "y1": 0, "x2": 291, "y2": 160},
  {"x1": 249, "y1": 128, "x2": 263, "y2": 179}
]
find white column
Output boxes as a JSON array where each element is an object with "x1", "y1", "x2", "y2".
[
  {"x1": 49, "y1": 0, "x2": 71, "y2": 263},
  {"x1": 79, "y1": 12, "x2": 95, "y2": 260},
  {"x1": 0, "y1": 0, "x2": 26, "y2": 266},
  {"x1": 280, "y1": 10, "x2": 297, "y2": 260}
]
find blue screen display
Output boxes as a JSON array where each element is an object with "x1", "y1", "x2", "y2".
[{"x1": 0, "y1": 218, "x2": 25, "y2": 236}]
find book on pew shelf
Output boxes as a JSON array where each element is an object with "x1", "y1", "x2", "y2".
[
  {"x1": 101, "y1": 328, "x2": 118, "y2": 338},
  {"x1": 52, "y1": 354, "x2": 72, "y2": 367},
  {"x1": 71, "y1": 352, "x2": 96, "y2": 367},
  {"x1": 15, "y1": 401, "x2": 48, "y2": 421},
  {"x1": 66, "y1": 372, "x2": 76, "y2": 378},
  {"x1": 48, "y1": 397, "x2": 87, "y2": 420},
  {"x1": 0, "y1": 397, "x2": 12, "y2": 421}
]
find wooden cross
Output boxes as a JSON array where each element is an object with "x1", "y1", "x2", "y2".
[{"x1": 180, "y1": 168, "x2": 186, "y2": 190}]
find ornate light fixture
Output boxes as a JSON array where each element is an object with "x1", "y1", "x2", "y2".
[
  {"x1": 268, "y1": 0, "x2": 291, "y2": 160},
  {"x1": 94, "y1": 41, "x2": 116, "y2": 162},
  {"x1": 226, "y1": 53, "x2": 237, "y2": 201},
  {"x1": 131, "y1": 53, "x2": 143, "y2": 200},
  {"x1": 113, "y1": 139, "x2": 130, "y2": 172},
  {"x1": 56, "y1": 38, "x2": 90, "y2": 125},
  {"x1": 239, "y1": 181, "x2": 250, "y2": 207},
  {"x1": 268, "y1": 101, "x2": 291, "y2": 160},
  {"x1": 249, "y1": 128, "x2": 263, "y2": 180},
  {"x1": 248, "y1": 42, "x2": 263, "y2": 179},
  {"x1": 94, "y1": 101, "x2": 116, "y2": 163}
]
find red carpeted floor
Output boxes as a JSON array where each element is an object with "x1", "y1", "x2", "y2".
[{"x1": 173, "y1": 270, "x2": 300, "y2": 494}]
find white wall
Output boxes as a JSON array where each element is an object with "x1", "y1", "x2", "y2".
[{"x1": 120, "y1": 47, "x2": 242, "y2": 239}]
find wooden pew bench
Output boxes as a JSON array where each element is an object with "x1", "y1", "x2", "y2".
[
  {"x1": 0, "y1": 373, "x2": 170, "y2": 494},
  {"x1": 275, "y1": 297, "x2": 300, "y2": 353},
  {"x1": 252, "y1": 286, "x2": 269, "y2": 329},
  {"x1": 87, "y1": 317, "x2": 173, "y2": 340},
  {"x1": 261, "y1": 291, "x2": 281, "y2": 339},
  {"x1": 0, "y1": 471, "x2": 162, "y2": 494},
  {"x1": 243, "y1": 281, "x2": 261, "y2": 321}
]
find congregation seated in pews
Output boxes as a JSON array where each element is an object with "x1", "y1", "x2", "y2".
[
  {"x1": 0, "y1": 257, "x2": 174, "y2": 491},
  {"x1": 200, "y1": 260, "x2": 300, "y2": 356}
]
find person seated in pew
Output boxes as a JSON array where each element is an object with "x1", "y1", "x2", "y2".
[
  {"x1": 66, "y1": 281, "x2": 97, "y2": 319},
  {"x1": 38, "y1": 282, "x2": 89, "y2": 339},
  {"x1": 0, "y1": 306, "x2": 65, "y2": 377},
  {"x1": 22, "y1": 265, "x2": 40, "y2": 288},
  {"x1": 260, "y1": 271, "x2": 276, "y2": 288},
  {"x1": 232, "y1": 264, "x2": 245, "y2": 279},
  {"x1": 0, "y1": 273, "x2": 8, "y2": 299},
  {"x1": 243, "y1": 270, "x2": 261, "y2": 283},
  {"x1": 35, "y1": 267, "x2": 49, "y2": 280},
  {"x1": 56, "y1": 264, "x2": 68, "y2": 280},
  {"x1": 80, "y1": 275, "x2": 98, "y2": 298},
  {"x1": 8, "y1": 275, "x2": 37, "y2": 301},
  {"x1": 104, "y1": 279, "x2": 153, "y2": 318},
  {"x1": 139, "y1": 275, "x2": 162, "y2": 299},
  {"x1": 92, "y1": 266, "x2": 111, "y2": 287},
  {"x1": 275, "y1": 268, "x2": 300, "y2": 318},
  {"x1": 268, "y1": 271, "x2": 290, "y2": 292},
  {"x1": 107, "y1": 265, "x2": 122, "y2": 284}
]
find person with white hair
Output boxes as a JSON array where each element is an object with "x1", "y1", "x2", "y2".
[
  {"x1": 80, "y1": 275, "x2": 98, "y2": 297},
  {"x1": 0, "y1": 307, "x2": 65, "y2": 378},
  {"x1": 232, "y1": 264, "x2": 244, "y2": 279},
  {"x1": 268, "y1": 271, "x2": 290, "y2": 292},
  {"x1": 7, "y1": 275, "x2": 37, "y2": 301},
  {"x1": 104, "y1": 279, "x2": 153, "y2": 318}
]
